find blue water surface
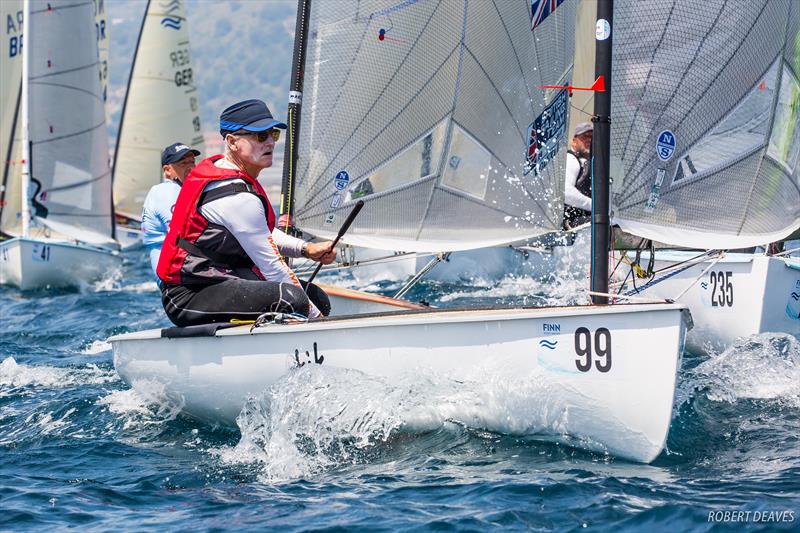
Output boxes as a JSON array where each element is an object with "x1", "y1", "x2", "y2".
[{"x1": 1, "y1": 252, "x2": 798, "y2": 531}]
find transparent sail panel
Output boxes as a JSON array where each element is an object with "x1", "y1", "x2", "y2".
[
  {"x1": 611, "y1": 0, "x2": 800, "y2": 249},
  {"x1": 28, "y1": 0, "x2": 113, "y2": 238},
  {"x1": 767, "y1": 64, "x2": 800, "y2": 176},
  {"x1": 112, "y1": 0, "x2": 204, "y2": 219},
  {"x1": 294, "y1": 0, "x2": 575, "y2": 252},
  {"x1": 346, "y1": 118, "x2": 447, "y2": 201}
]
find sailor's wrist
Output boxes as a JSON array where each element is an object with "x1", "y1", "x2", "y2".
[{"x1": 301, "y1": 242, "x2": 309, "y2": 258}]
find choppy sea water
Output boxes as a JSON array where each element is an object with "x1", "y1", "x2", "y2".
[{"x1": 1, "y1": 251, "x2": 798, "y2": 531}]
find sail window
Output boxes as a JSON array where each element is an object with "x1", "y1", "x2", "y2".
[
  {"x1": 440, "y1": 123, "x2": 492, "y2": 200},
  {"x1": 346, "y1": 119, "x2": 447, "y2": 200},
  {"x1": 671, "y1": 60, "x2": 778, "y2": 184},
  {"x1": 766, "y1": 64, "x2": 800, "y2": 176}
]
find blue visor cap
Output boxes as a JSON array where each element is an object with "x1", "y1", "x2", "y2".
[{"x1": 219, "y1": 99, "x2": 288, "y2": 134}]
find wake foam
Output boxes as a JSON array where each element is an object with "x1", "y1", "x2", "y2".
[
  {"x1": 677, "y1": 333, "x2": 800, "y2": 408},
  {"x1": 0, "y1": 357, "x2": 116, "y2": 397},
  {"x1": 98, "y1": 379, "x2": 185, "y2": 438},
  {"x1": 214, "y1": 365, "x2": 636, "y2": 481}
]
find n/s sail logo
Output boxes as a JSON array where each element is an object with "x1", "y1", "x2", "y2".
[{"x1": 160, "y1": 0, "x2": 183, "y2": 30}]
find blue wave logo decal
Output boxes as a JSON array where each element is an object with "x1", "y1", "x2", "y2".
[
  {"x1": 700, "y1": 282, "x2": 708, "y2": 290},
  {"x1": 161, "y1": 16, "x2": 182, "y2": 30},
  {"x1": 159, "y1": 0, "x2": 181, "y2": 14},
  {"x1": 539, "y1": 339, "x2": 558, "y2": 350},
  {"x1": 792, "y1": 292, "x2": 800, "y2": 301}
]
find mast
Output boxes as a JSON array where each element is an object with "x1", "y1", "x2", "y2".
[
  {"x1": 20, "y1": 0, "x2": 30, "y2": 238},
  {"x1": 590, "y1": 0, "x2": 612, "y2": 304},
  {"x1": 279, "y1": 0, "x2": 311, "y2": 236}
]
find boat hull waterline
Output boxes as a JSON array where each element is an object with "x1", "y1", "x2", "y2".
[
  {"x1": 111, "y1": 303, "x2": 690, "y2": 463},
  {"x1": 0, "y1": 237, "x2": 121, "y2": 290}
]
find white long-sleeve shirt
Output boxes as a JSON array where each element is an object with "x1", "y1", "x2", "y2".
[
  {"x1": 564, "y1": 152, "x2": 592, "y2": 212},
  {"x1": 198, "y1": 158, "x2": 319, "y2": 317}
]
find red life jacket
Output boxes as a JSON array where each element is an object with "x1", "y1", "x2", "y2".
[{"x1": 157, "y1": 155, "x2": 276, "y2": 285}]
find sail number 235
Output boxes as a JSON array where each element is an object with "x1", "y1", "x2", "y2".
[
  {"x1": 709, "y1": 271, "x2": 734, "y2": 307},
  {"x1": 574, "y1": 327, "x2": 611, "y2": 373}
]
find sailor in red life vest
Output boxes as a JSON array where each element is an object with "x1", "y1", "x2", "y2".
[{"x1": 156, "y1": 99, "x2": 336, "y2": 327}]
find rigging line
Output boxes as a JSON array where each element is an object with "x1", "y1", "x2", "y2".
[
  {"x1": 30, "y1": 1, "x2": 92, "y2": 15},
  {"x1": 622, "y1": 0, "x2": 772, "y2": 199},
  {"x1": 31, "y1": 121, "x2": 105, "y2": 145},
  {"x1": 569, "y1": 102, "x2": 594, "y2": 118},
  {"x1": 29, "y1": 61, "x2": 99, "y2": 81},
  {"x1": 30, "y1": 81, "x2": 103, "y2": 102},
  {"x1": 303, "y1": 1, "x2": 446, "y2": 203},
  {"x1": 302, "y1": 44, "x2": 460, "y2": 207},
  {"x1": 43, "y1": 212, "x2": 113, "y2": 218},
  {"x1": 39, "y1": 171, "x2": 110, "y2": 193},
  {"x1": 669, "y1": 252, "x2": 727, "y2": 301},
  {"x1": 414, "y1": 0, "x2": 470, "y2": 242}
]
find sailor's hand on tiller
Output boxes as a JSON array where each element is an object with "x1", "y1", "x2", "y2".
[{"x1": 306, "y1": 241, "x2": 337, "y2": 264}]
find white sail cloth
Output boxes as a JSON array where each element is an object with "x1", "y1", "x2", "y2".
[
  {"x1": 112, "y1": 0, "x2": 204, "y2": 220},
  {"x1": 26, "y1": 0, "x2": 113, "y2": 239},
  {"x1": 610, "y1": 0, "x2": 800, "y2": 249},
  {"x1": 293, "y1": 0, "x2": 576, "y2": 252},
  {"x1": 0, "y1": 0, "x2": 24, "y2": 234}
]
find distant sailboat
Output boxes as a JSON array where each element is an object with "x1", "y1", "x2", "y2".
[
  {"x1": 0, "y1": 0, "x2": 121, "y2": 290},
  {"x1": 112, "y1": 0, "x2": 205, "y2": 250},
  {"x1": 605, "y1": 0, "x2": 800, "y2": 353}
]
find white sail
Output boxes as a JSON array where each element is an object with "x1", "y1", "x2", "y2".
[
  {"x1": 26, "y1": 0, "x2": 113, "y2": 239},
  {"x1": 293, "y1": 0, "x2": 576, "y2": 252},
  {"x1": 610, "y1": 0, "x2": 800, "y2": 249},
  {"x1": 0, "y1": 0, "x2": 24, "y2": 235},
  {"x1": 112, "y1": 0, "x2": 204, "y2": 220}
]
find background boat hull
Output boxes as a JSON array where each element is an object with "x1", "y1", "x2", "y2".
[{"x1": 0, "y1": 237, "x2": 122, "y2": 290}]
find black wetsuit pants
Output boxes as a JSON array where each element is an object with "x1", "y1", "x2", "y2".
[
  {"x1": 161, "y1": 279, "x2": 331, "y2": 327},
  {"x1": 563, "y1": 204, "x2": 591, "y2": 230}
]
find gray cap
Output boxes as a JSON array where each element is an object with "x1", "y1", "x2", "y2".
[{"x1": 573, "y1": 122, "x2": 593, "y2": 137}]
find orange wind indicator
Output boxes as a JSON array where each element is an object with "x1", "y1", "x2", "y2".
[{"x1": 537, "y1": 75, "x2": 605, "y2": 96}]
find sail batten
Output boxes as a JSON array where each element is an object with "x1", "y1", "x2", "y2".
[{"x1": 294, "y1": 0, "x2": 575, "y2": 252}]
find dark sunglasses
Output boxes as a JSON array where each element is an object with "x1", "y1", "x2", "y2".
[{"x1": 234, "y1": 129, "x2": 281, "y2": 143}]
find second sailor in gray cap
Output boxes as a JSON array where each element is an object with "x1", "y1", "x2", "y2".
[{"x1": 563, "y1": 122, "x2": 593, "y2": 230}]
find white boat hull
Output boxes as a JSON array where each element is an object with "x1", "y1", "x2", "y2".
[
  {"x1": 0, "y1": 237, "x2": 122, "y2": 290},
  {"x1": 116, "y1": 226, "x2": 145, "y2": 252},
  {"x1": 111, "y1": 303, "x2": 690, "y2": 463},
  {"x1": 618, "y1": 253, "x2": 800, "y2": 354}
]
